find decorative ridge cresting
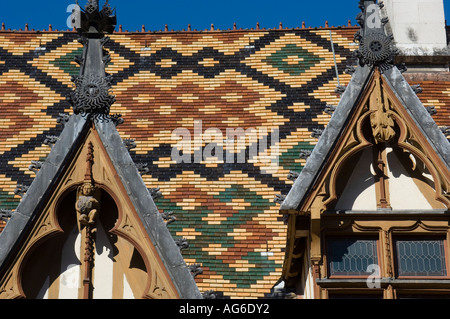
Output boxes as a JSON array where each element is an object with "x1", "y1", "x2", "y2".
[{"x1": 0, "y1": 21, "x2": 359, "y2": 33}]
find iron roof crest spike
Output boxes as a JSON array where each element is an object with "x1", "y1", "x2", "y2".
[
  {"x1": 68, "y1": 0, "x2": 117, "y2": 118},
  {"x1": 75, "y1": 0, "x2": 117, "y2": 35},
  {"x1": 353, "y1": 0, "x2": 398, "y2": 72}
]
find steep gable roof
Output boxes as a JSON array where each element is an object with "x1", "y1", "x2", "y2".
[
  {"x1": 281, "y1": 64, "x2": 450, "y2": 211},
  {"x1": 280, "y1": 0, "x2": 450, "y2": 212},
  {"x1": 0, "y1": 1, "x2": 201, "y2": 299},
  {"x1": 0, "y1": 114, "x2": 202, "y2": 299}
]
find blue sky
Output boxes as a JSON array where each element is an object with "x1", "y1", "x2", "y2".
[{"x1": 0, "y1": 0, "x2": 448, "y2": 32}]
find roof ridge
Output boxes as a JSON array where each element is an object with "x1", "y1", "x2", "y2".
[{"x1": 0, "y1": 21, "x2": 360, "y2": 34}]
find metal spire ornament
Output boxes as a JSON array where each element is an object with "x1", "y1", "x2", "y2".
[
  {"x1": 353, "y1": 0, "x2": 398, "y2": 72},
  {"x1": 68, "y1": 0, "x2": 117, "y2": 117}
]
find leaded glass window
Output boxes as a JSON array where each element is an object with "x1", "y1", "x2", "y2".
[
  {"x1": 327, "y1": 238, "x2": 378, "y2": 277},
  {"x1": 394, "y1": 237, "x2": 447, "y2": 277}
]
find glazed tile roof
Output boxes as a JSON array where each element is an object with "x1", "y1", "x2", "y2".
[{"x1": 0, "y1": 26, "x2": 448, "y2": 298}]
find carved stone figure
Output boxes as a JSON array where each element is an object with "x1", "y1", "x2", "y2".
[
  {"x1": 369, "y1": 75, "x2": 396, "y2": 144},
  {"x1": 370, "y1": 108, "x2": 395, "y2": 143},
  {"x1": 76, "y1": 182, "x2": 100, "y2": 230}
]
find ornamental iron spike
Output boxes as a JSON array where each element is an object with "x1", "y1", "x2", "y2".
[
  {"x1": 396, "y1": 63, "x2": 407, "y2": 73},
  {"x1": 56, "y1": 113, "x2": 70, "y2": 125},
  {"x1": 324, "y1": 104, "x2": 336, "y2": 115},
  {"x1": 355, "y1": 12, "x2": 364, "y2": 27},
  {"x1": 161, "y1": 210, "x2": 176, "y2": 225},
  {"x1": 358, "y1": 0, "x2": 365, "y2": 10},
  {"x1": 73, "y1": 55, "x2": 84, "y2": 66},
  {"x1": 311, "y1": 128, "x2": 323, "y2": 139},
  {"x1": 353, "y1": 30, "x2": 362, "y2": 43},
  {"x1": 175, "y1": 238, "x2": 189, "y2": 250},
  {"x1": 287, "y1": 171, "x2": 299, "y2": 182},
  {"x1": 14, "y1": 185, "x2": 29, "y2": 197},
  {"x1": 353, "y1": 0, "x2": 398, "y2": 72},
  {"x1": 110, "y1": 113, "x2": 124, "y2": 126},
  {"x1": 425, "y1": 105, "x2": 437, "y2": 116},
  {"x1": 68, "y1": 1, "x2": 117, "y2": 118},
  {"x1": 410, "y1": 84, "x2": 423, "y2": 94},
  {"x1": 344, "y1": 65, "x2": 357, "y2": 75},
  {"x1": 189, "y1": 264, "x2": 203, "y2": 278},
  {"x1": 77, "y1": 0, "x2": 116, "y2": 34},
  {"x1": 202, "y1": 290, "x2": 218, "y2": 299},
  {"x1": 149, "y1": 187, "x2": 162, "y2": 200},
  {"x1": 43, "y1": 135, "x2": 59, "y2": 146},
  {"x1": 440, "y1": 126, "x2": 450, "y2": 137},
  {"x1": 0, "y1": 209, "x2": 13, "y2": 222},
  {"x1": 299, "y1": 149, "x2": 312, "y2": 159},
  {"x1": 123, "y1": 138, "x2": 136, "y2": 151},
  {"x1": 85, "y1": 0, "x2": 98, "y2": 14},
  {"x1": 273, "y1": 194, "x2": 286, "y2": 204},
  {"x1": 335, "y1": 85, "x2": 346, "y2": 95},
  {"x1": 136, "y1": 163, "x2": 150, "y2": 176},
  {"x1": 28, "y1": 161, "x2": 43, "y2": 174}
]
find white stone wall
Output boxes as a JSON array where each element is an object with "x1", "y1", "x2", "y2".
[{"x1": 383, "y1": 0, "x2": 448, "y2": 55}]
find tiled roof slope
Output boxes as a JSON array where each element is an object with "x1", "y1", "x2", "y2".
[{"x1": 0, "y1": 27, "x2": 448, "y2": 298}]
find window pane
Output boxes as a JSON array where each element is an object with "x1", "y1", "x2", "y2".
[
  {"x1": 395, "y1": 238, "x2": 447, "y2": 277},
  {"x1": 328, "y1": 238, "x2": 378, "y2": 276}
]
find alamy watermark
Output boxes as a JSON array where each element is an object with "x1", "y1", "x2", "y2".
[
  {"x1": 366, "y1": 264, "x2": 381, "y2": 289},
  {"x1": 60, "y1": 263, "x2": 79, "y2": 289},
  {"x1": 66, "y1": 4, "x2": 81, "y2": 29},
  {"x1": 171, "y1": 120, "x2": 280, "y2": 173}
]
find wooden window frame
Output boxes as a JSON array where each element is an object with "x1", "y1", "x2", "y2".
[{"x1": 319, "y1": 215, "x2": 450, "y2": 299}]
